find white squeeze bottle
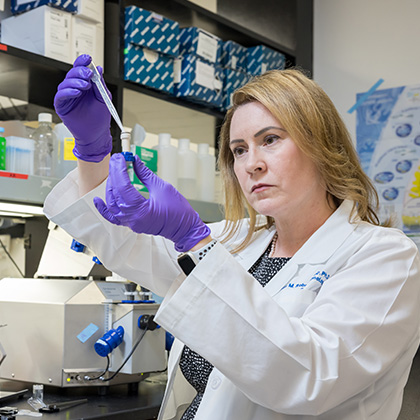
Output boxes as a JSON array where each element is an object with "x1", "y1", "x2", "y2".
[
  {"x1": 197, "y1": 143, "x2": 216, "y2": 202},
  {"x1": 32, "y1": 113, "x2": 57, "y2": 177},
  {"x1": 177, "y1": 138, "x2": 197, "y2": 199},
  {"x1": 53, "y1": 123, "x2": 77, "y2": 179},
  {"x1": 153, "y1": 133, "x2": 178, "y2": 188}
]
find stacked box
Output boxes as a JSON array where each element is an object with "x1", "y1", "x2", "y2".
[
  {"x1": 220, "y1": 40, "x2": 247, "y2": 71},
  {"x1": 11, "y1": 0, "x2": 77, "y2": 14},
  {"x1": 174, "y1": 54, "x2": 223, "y2": 108},
  {"x1": 179, "y1": 27, "x2": 221, "y2": 64},
  {"x1": 129, "y1": 145, "x2": 158, "y2": 192},
  {"x1": 1, "y1": 5, "x2": 73, "y2": 64},
  {"x1": 124, "y1": 43, "x2": 174, "y2": 94},
  {"x1": 222, "y1": 68, "x2": 252, "y2": 111},
  {"x1": 124, "y1": 6, "x2": 180, "y2": 56},
  {"x1": 247, "y1": 45, "x2": 286, "y2": 75},
  {"x1": 124, "y1": 6, "x2": 179, "y2": 93}
]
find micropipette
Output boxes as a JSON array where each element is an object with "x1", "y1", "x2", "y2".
[{"x1": 87, "y1": 60, "x2": 134, "y2": 162}]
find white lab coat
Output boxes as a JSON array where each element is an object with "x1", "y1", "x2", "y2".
[{"x1": 44, "y1": 170, "x2": 420, "y2": 420}]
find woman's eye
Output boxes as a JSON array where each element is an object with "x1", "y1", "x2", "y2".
[
  {"x1": 232, "y1": 147, "x2": 246, "y2": 157},
  {"x1": 264, "y1": 135, "x2": 279, "y2": 145}
]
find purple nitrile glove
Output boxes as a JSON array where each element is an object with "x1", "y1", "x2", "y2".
[
  {"x1": 93, "y1": 154, "x2": 211, "y2": 252},
  {"x1": 54, "y1": 54, "x2": 112, "y2": 162}
]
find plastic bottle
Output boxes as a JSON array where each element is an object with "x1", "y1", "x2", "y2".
[
  {"x1": 53, "y1": 123, "x2": 78, "y2": 178},
  {"x1": 197, "y1": 143, "x2": 216, "y2": 202},
  {"x1": 177, "y1": 138, "x2": 197, "y2": 199},
  {"x1": 31, "y1": 113, "x2": 57, "y2": 177},
  {"x1": 153, "y1": 133, "x2": 178, "y2": 188}
]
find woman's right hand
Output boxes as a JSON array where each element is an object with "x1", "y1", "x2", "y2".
[{"x1": 54, "y1": 54, "x2": 113, "y2": 163}]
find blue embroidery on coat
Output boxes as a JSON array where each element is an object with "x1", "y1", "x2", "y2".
[{"x1": 284, "y1": 271, "x2": 330, "y2": 290}]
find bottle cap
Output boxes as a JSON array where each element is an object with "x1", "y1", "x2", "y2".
[
  {"x1": 178, "y1": 138, "x2": 190, "y2": 150},
  {"x1": 38, "y1": 113, "x2": 52, "y2": 123},
  {"x1": 198, "y1": 143, "x2": 209, "y2": 154},
  {"x1": 158, "y1": 133, "x2": 171, "y2": 146}
]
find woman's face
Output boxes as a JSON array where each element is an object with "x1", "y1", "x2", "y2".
[{"x1": 229, "y1": 101, "x2": 327, "y2": 222}]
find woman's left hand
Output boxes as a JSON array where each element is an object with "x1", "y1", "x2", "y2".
[{"x1": 93, "y1": 153, "x2": 210, "y2": 252}]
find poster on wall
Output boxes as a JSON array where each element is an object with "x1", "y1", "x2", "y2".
[{"x1": 356, "y1": 84, "x2": 420, "y2": 248}]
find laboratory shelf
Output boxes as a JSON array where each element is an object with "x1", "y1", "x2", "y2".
[{"x1": 0, "y1": 172, "x2": 60, "y2": 207}]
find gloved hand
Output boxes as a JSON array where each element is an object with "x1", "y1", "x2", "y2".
[
  {"x1": 54, "y1": 54, "x2": 112, "y2": 162},
  {"x1": 93, "y1": 154, "x2": 211, "y2": 252}
]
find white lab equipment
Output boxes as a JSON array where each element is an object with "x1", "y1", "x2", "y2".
[
  {"x1": 177, "y1": 138, "x2": 197, "y2": 199},
  {"x1": 197, "y1": 143, "x2": 215, "y2": 202},
  {"x1": 32, "y1": 113, "x2": 56, "y2": 177},
  {"x1": 153, "y1": 133, "x2": 178, "y2": 188}
]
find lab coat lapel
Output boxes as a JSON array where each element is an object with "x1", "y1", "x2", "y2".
[{"x1": 263, "y1": 200, "x2": 357, "y2": 297}]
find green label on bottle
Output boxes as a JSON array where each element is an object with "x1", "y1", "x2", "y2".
[{"x1": 0, "y1": 137, "x2": 6, "y2": 171}]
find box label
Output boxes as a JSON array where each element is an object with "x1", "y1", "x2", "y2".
[
  {"x1": 196, "y1": 60, "x2": 215, "y2": 90},
  {"x1": 197, "y1": 31, "x2": 218, "y2": 63}
]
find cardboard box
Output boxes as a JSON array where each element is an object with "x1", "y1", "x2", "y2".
[
  {"x1": 72, "y1": 16, "x2": 104, "y2": 67},
  {"x1": 124, "y1": 6, "x2": 179, "y2": 57},
  {"x1": 220, "y1": 40, "x2": 247, "y2": 71},
  {"x1": 124, "y1": 43, "x2": 174, "y2": 94},
  {"x1": 11, "y1": 0, "x2": 77, "y2": 14},
  {"x1": 129, "y1": 145, "x2": 158, "y2": 192},
  {"x1": 222, "y1": 68, "x2": 251, "y2": 111},
  {"x1": 76, "y1": 0, "x2": 103, "y2": 24},
  {"x1": 1, "y1": 5, "x2": 72, "y2": 64},
  {"x1": 174, "y1": 54, "x2": 223, "y2": 108},
  {"x1": 247, "y1": 45, "x2": 286, "y2": 75},
  {"x1": 179, "y1": 27, "x2": 221, "y2": 64}
]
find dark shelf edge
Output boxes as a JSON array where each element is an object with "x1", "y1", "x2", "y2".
[{"x1": 168, "y1": 0, "x2": 296, "y2": 56}]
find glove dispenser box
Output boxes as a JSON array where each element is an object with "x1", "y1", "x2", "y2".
[
  {"x1": 221, "y1": 68, "x2": 252, "y2": 111},
  {"x1": 247, "y1": 44, "x2": 286, "y2": 75},
  {"x1": 174, "y1": 54, "x2": 223, "y2": 108},
  {"x1": 11, "y1": 0, "x2": 77, "y2": 14},
  {"x1": 124, "y1": 43, "x2": 174, "y2": 94},
  {"x1": 124, "y1": 6, "x2": 180, "y2": 57},
  {"x1": 220, "y1": 40, "x2": 248, "y2": 71}
]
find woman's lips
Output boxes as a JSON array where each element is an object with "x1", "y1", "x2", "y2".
[{"x1": 251, "y1": 184, "x2": 271, "y2": 193}]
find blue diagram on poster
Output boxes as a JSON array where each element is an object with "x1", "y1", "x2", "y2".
[{"x1": 356, "y1": 84, "x2": 420, "y2": 247}]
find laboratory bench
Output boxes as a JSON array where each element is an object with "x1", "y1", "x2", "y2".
[{"x1": 0, "y1": 375, "x2": 166, "y2": 419}]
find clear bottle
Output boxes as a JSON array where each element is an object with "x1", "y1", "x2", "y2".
[
  {"x1": 153, "y1": 133, "x2": 178, "y2": 188},
  {"x1": 31, "y1": 113, "x2": 57, "y2": 177},
  {"x1": 177, "y1": 138, "x2": 197, "y2": 199},
  {"x1": 197, "y1": 143, "x2": 216, "y2": 202}
]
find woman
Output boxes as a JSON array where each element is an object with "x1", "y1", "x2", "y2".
[{"x1": 44, "y1": 54, "x2": 420, "y2": 420}]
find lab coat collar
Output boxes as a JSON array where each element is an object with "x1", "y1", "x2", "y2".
[{"x1": 236, "y1": 199, "x2": 357, "y2": 270}]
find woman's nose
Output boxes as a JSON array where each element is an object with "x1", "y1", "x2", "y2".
[{"x1": 245, "y1": 149, "x2": 266, "y2": 174}]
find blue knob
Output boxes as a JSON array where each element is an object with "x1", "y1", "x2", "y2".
[
  {"x1": 94, "y1": 326, "x2": 124, "y2": 357},
  {"x1": 71, "y1": 239, "x2": 85, "y2": 253},
  {"x1": 122, "y1": 151, "x2": 135, "y2": 162}
]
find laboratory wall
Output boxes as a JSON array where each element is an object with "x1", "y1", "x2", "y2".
[{"x1": 313, "y1": 0, "x2": 420, "y2": 142}]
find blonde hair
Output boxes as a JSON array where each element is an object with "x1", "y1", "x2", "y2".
[{"x1": 218, "y1": 68, "x2": 382, "y2": 251}]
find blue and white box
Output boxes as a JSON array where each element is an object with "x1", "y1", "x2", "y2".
[
  {"x1": 221, "y1": 40, "x2": 247, "y2": 71},
  {"x1": 247, "y1": 45, "x2": 286, "y2": 75},
  {"x1": 11, "y1": 0, "x2": 77, "y2": 14},
  {"x1": 124, "y1": 43, "x2": 174, "y2": 94},
  {"x1": 179, "y1": 27, "x2": 221, "y2": 64},
  {"x1": 222, "y1": 68, "x2": 251, "y2": 111},
  {"x1": 174, "y1": 54, "x2": 223, "y2": 108},
  {"x1": 124, "y1": 6, "x2": 179, "y2": 57}
]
